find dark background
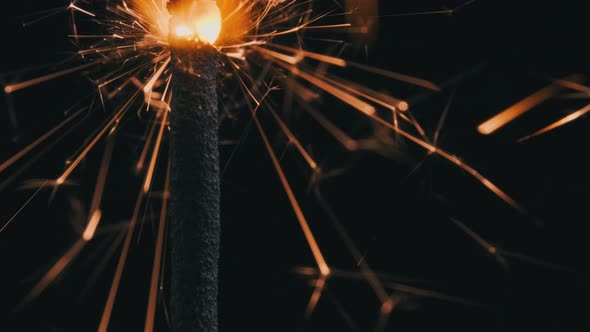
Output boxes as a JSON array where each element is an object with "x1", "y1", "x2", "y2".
[{"x1": 1, "y1": 1, "x2": 589, "y2": 331}]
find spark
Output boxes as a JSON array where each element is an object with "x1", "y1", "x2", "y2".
[
  {"x1": 519, "y1": 103, "x2": 590, "y2": 141},
  {"x1": 478, "y1": 74, "x2": 584, "y2": 135},
  {"x1": 4, "y1": 62, "x2": 101, "y2": 94},
  {"x1": 253, "y1": 109, "x2": 331, "y2": 277}
]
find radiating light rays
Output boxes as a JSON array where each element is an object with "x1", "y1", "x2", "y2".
[{"x1": 252, "y1": 40, "x2": 523, "y2": 213}]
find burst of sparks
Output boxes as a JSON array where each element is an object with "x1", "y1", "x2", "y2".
[{"x1": 1, "y1": 0, "x2": 579, "y2": 331}]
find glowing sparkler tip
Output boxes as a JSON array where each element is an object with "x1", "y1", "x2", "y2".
[{"x1": 170, "y1": 1, "x2": 222, "y2": 45}]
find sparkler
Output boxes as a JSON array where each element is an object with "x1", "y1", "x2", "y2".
[
  {"x1": 166, "y1": 1, "x2": 221, "y2": 331},
  {"x1": 2, "y1": 0, "x2": 587, "y2": 331}
]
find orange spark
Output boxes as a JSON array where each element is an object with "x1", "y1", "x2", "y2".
[
  {"x1": 478, "y1": 74, "x2": 585, "y2": 135},
  {"x1": 519, "y1": 103, "x2": 590, "y2": 141}
]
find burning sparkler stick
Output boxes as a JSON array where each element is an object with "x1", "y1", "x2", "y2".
[{"x1": 166, "y1": 1, "x2": 222, "y2": 331}]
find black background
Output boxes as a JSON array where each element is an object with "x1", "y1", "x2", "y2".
[{"x1": 1, "y1": 1, "x2": 589, "y2": 331}]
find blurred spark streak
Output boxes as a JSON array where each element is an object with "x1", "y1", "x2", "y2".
[
  {"x1": 57, "y1": 88, "x2": 142, "y2": 185},
  {"x1": 0, "y1": 108, "x2": 87, "y2": 173},
  {"x1": 144, "y1": 164, "x2": 170, "y2": 332},
  {"x1": 269, "y1": 43, "x2": 347, "y2": 67},
  {"x1": 304, "y1": 275, "x2": 327, "y2": 319},
  {"x1": 79, "y1": 231, "x2": 126, "y2": 299},
  {"x1": 256, "y1": 46, "x2": 302, "y2": 65},
  {"x1": 82, "y1": 210, "x2": 103, "y2": 241},
  {"x1": 301, "y1": 23, "x2": 352, "y2": 30},
  {"x1": 0, "y1": 181, "x2": 48, "y2": 234},
  {"x1": 276, "y1": 62, "x2": 376, "y2": 115},
  {"x1": 449, "y1": 218, "x2": 502, "y2": 257},
  {"x1": 518, "y1": 103, "x2": 590, "y2": 142},
  {"x1": 478, "y1": 74, "x2": 584, "y2": 135},
  {"x1": 20, "y1": 6, "x2": 69, "y2": 27},
  {"x1": 136, "y1": 112, "x2": 161, "y2": 172},
  {"x1": 68, "y1": 34, "x2": 127, "y2": 39},
  {"x1": 143, "y1": 109, "x2": 168, "y2": 193},
  {"x1": 554, "y1": 77, "x2": 590, "y2": 94},
  {"x1": 82, "y1": 133, "x2": 117, "y2": 241},
  {"x1": 19, "y1": 239, "x2": 86, "y2": 307},
  {"x1": 252, "y1": 112, "x2": 330, "y2": 277},
  {"x1": 99, "y1": 184, "x2": 146, "y2": 331},
  {"x1": 3, "y1": 62, "x2": 101, "y2": 94},
  {"x1": 321, "y1": 72, "x2": 409, "y2": 112},
  {"x1": 375, "y1": 296, "x2": 395, "y2": 332}
]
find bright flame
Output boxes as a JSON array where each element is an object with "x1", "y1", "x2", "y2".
[
  {"x1": 172, "y1": 1, "x2": 222, "y2": 45},
  {"x1": 175, "y1": 25, "x2": 192, "y2": 38},
  {"x1": 194, "y1": 8, "x2": 222, "y2": 44}
]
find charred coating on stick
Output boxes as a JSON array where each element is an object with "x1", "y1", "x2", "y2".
[{"x1": 168, "y1": 40, "x2": 220, "y2": 331}]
